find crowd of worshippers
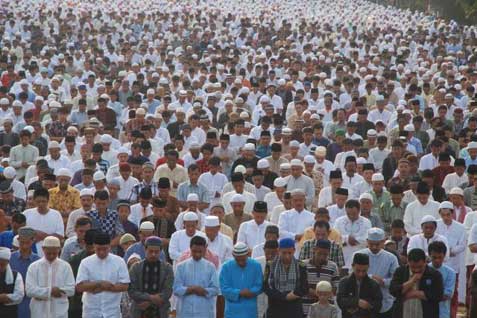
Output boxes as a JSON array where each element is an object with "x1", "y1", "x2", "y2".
[{"x1": 3, "y1": 0, "x2": 477, "y2": 317}]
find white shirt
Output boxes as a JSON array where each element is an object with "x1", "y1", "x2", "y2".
[
  {"x1": 24, "y1": 208, "x2": 64, "y2": 257},
  {"x1": 317, "y1": 186, "x2": 336, "y2": 208},
  {"x1": 464, "y1": 212, "x2": 477, "y2": 266},
  {"x1": 229, "y1": 134, "x2": 248, "y2": 149},
  {"x1": 341, "y1": 173, "x2": 364, "y2": 190},
  {"x1": 334, "y1": 215, "x2": 372, "y2": 269},
  {"x1": 113, "y1": 176, "x2": 139, "y2": 200},
  {"x1": 469, "y1": 223, "x2": 477, "y2": 265},
  {"x1": 44, "y1": 155, "x2": 71, "y2": 174},
  {"x1": 168, "y1": 229, "x2": 207, "y2": 261},
  {"x1": 10, "y1": 179, "x2": 26, "y2": 200},
  {"x1": 403, "y1": 200, "x2": 441, "y2": 236},
  {"x1": 442, "y1": 172, "x2": 469, "y2": 193},
  {"x1": 314, "y1": 160, "x2": 335, "y2": 180},
  {"x1": 269, "y1": 204, "x2": 286, "y2": 225},
  {"x1": 222, "y1": 191, "x2": 257, "y2": 215},
  {"x1": 369, "y1": 109, "x2": 392, "y2": 124},
  {"x1": 206, "y1": 232, "x2": 233, "y2": 265},
  {"x1": 237, "y1": 219, "x2": 273, "y2": 250},
  {"x1": 418, "y1": 153, "x2": 439, "y2": 171},
  {"x1": 407, "y1": 233, "x2": 450, "y2": 259},
  {"x1": 327, "y1": 204, "x2": 346, "y2": 225},
  {"x1": 60, "y1": 149, "x2": 82, "y2": 163},
  {"x1": 436, "y1": 220, "x2": 467, "y2": 272},
  {"x1": 0, "y1": 265, "x2": 23, "y2": 306},
  {"x1": 369, "y1": 148, "x2": 391, "y2": 172},
  {"x1": 128, "y1": 203, "x2": 153, "y2": 227},
  {"x1": 76, "y1": 253, "x2": 130, "y2": 318},
  {"x1": 26, "y1": 258, "x2": 75, "y2": 318},
  {"x1": 264, "y1": 192, "x2": 283, "y2": 217},
  {"x1": 198, "y1": 171, "x2": 229, "y2": 204},
  {"x1": 352, "y1": 181, "x2": 372, "y2": 199},
  {"x1": 278, "y1": 208, "x2": 315, "y2": 241}
]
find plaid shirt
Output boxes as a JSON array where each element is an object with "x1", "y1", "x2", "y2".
[
  {"x1": 97, "y1": 158, "x2": 110, "y2": 174},
  {"x1": 0, "y1": 197, "x2": 26, "y2": 216},
  {"x1": 129, "y1": 181, "x2": 160, "y2": 203},
  {"x1": 87, "y1": 209, "x2": 124, "y2": 238},
  {"x1": 299, "y1": 239, "x2": 345, "y2": 269}
]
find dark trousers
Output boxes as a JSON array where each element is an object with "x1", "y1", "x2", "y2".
[
  {"x1": 216, "y1": 295, "x2": 224, "y2": 318},
  {"x1": 378, "y1": 308, "x2": 393, "y2": 318}
]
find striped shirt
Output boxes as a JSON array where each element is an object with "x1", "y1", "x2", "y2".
[
  {"x1": 302, "y1": 259, "x2": 340, "y2": 315},
  {"x1": 299, "y1": 239, "x2": 345, "y2": 269}
]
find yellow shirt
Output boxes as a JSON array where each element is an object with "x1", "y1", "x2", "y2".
[{"x1": 48, "y1": 186, "x2": 81, "y2": 220}]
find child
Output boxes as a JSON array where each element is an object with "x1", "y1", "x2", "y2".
[
  {"x1": 390, "y1": 219, "x2": 409, "y2": 265},
  {"x1": 307, "y1": 281, "x2": 338, "y2": 318}
]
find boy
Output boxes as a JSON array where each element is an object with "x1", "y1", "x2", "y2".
[
  {"x1": 390, "y1": 219, "x2": 409, "y2": 265},
  {"x1": 307, "y1": 281, "x2": 338, "y2": 318}
]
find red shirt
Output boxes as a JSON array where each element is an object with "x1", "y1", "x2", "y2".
[{"x1": 155, "y1": 157, "x2": 184, "y2": 168}]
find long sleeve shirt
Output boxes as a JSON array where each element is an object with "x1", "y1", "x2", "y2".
[
  {"x1": 237, "y1": 220, "x2": 272, "y2": 250},
  {"x1": 168, "y1": 230, "x2": 207, "y2": 261},
  {"x1": 357, "y1": 248, "x2": 399, "y2": 312},
  {"x1": 26, "y1": 258, "x2": 76, "y2": 318},
  {"x1": 9, "y1": 144, "x2": 39, "y2": 178},
  {"x1": 286, "y1": 175, "x2": 315, "y2": 207},
  {"x1": 207, "y1": 233, "x2": 233, "y2": 265},
  {"x1": 408, "y1": 233, "x2": 450, "y2": 259},
  {"x1": 428, "y1": 263, "x2": 456, "y2": 318},
  {"x1": 76, "y1": 253, "x2": 130, "y2": 318},
  {"x1": 334, "y1": 216, "x2": 372, "y2": 269},
  {"x1": 278, "y1": 208, "x2": 315, "y2": 244},
  {"x1": 173, "y1": 258, "x2": 219, "y2": 318},
  {"x1": 436, "y1": 220, "x2": 467, "y2": 273},
  {"x1": 219, "y1": 258, "x2": 263, "y2": 318},
  {"x1": 403, "y1": 200, "x2": 440, "y2": 236},
  {"x1": 0, "y1": 266, "x2": 24, "y2": 306}
]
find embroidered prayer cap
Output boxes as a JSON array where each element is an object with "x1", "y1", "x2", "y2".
[
  {"x1": 367, "y1": 228, "x2": 385, "y2": 241},
  {"x1": 43, "y1": 236, "x2": 61, "y2": 248}
]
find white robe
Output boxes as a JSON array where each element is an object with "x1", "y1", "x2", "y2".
[
  {"x1": 403, "y1": 200, "x2": 440, "y2": 236},
  {"x1": 26, "y1": 258, "x2": 75, "y2": 318}
]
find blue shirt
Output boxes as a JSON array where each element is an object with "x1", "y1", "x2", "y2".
[
  {"x1": 256, "y1": 145, "x2": 271, "y2": 159},
  {"x1": 219, "y1": 258, "x2": 263, "y2": 318},
  {"x1": 123, "y1": 241, "x2": 165, "y2": 262},
  {"x1": 9, "y1": 250, "x2": 40, "y2": 318},
  {"x1": 358, "y1": 248, "x2": 399, "y2": 313},
  {"x1": 173, "y1": 257, "x2": 220, "y2": 318},
  {"x1": 176, "y1": 181, "x2": 210, "y2": 203},
  {"x1": 429, "y1": 263, "x2": 455, "y2": 318},
  {"x1": 0, "y1": 231, "x2": 37, "y2": 253}
]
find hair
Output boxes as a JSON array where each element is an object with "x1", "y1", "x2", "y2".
[
  {"x1": 391, "y1": 219, "x2": 405, "y2": 229},
  {"x1": 190, "y1": 235, "x2": 207, "y2": 247},
  {"x1": 313, "y1": 220, "x2": 330, "y2": 231},
  {"x1": 75, "y1": 216, "x2": 93, "y2": 228},
  {"x1": 428, "y1": 241, "x2": 447, "y2": 255},
  {"x1": 11, "y1": 213, "x2": 26, "y2": 224},
  {"x1": 94, "y1": 190, "x2": 109, "y2": 200},
  {"x1": 188, "y1": 164, "x2": 200, "y2": 172},
  {"x1": 407, "y1": 248, "x2": 426, "y2": 262},
  {"x1": 345, "y1": 199, "x2": 360, "y2": 210},
  {"x1": 33, "y1": 187, "x2": 50, "y2": 199}
]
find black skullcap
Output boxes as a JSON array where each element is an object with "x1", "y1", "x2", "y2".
[
  {"x1": 265, "y1": 225, "x2": 279, "y2": 235},
  {"x1": 352, "y1": 253, "x2": 369, "y2": 265},
  {"x1": 454, "y1": 158, "x2": 466, "y2": 167},
  {"x1": 389, "y1": 184, "x2": 404, "y2": 194},
  {"x1": 271, "y1": 143, "x2": 282, "y2": 152},
  {"x1": 116, "y1": 199, "x2": 131, "y2": 208},
  {"x1": 139, "y1": 187, "x2": 153, "y2": 199},
  {"x1": 362, "y1": 163, "x2": 375, "y2": 171},
  {"x1": 94, "y1": 232, "x2": 111, "y2": 245},
  {"x1": 264, "y1": 240, "x2": 279, "y2": 249},
  {"x1": 315, "y1": 239, "x2": 331, "y2": 250},
  {"x1": 438, "y1": 153, "x2": 451, "y2": 162},
  {"x1": 158, "y1": 178, "x2": 171, "y2": 188},
  {"x1": 329, "y1": 170, "x2": 342, "y2": 179},
  {"x1": 260, "y1": 130, "x2": 271, "y2": 137},
  {"x1": 152, "y1": 198, "x2": 167, "y2": 208},
  {"x1": 231, "y1": 172, "x2": 244, "y2": 182},
  {"x1": 92, "y1": 143, "x2": 103, "y2": 153},
  {"x1": 468, "y1": 165, "x2": 477, "y2": 175},
  {"x1": 84, "y1": 229, "x2": 99, "y2": 245},
  {"x1": 335, "y1": 187, "x2": 348, "y2": 196},
  {"x1": 253, "y1": 201, "x2": 268, "y2": 213},
  {"x1": 345, "y1": 156, "x2": 356, "y2": 164}
]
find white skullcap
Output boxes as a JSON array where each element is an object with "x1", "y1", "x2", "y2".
[
  {"x1": 371, "y1": 173, "x2": 385, "y2": 182},
  {"x1": 48, "y1": 141, "x2": 61, "y2": 149},
  {"x1": 290, "y1": 159, "x2": 303, "y2": 167},
  {"x1": 468, "y1": 141, "x2": 477, "y2": 150},
  {"x1": 3, "y1": 166, "x2": 16, "y2": 179},
  {"x1": 304, "y1": 155, "x2": 316, "y2": 164},
  {"x1": 243, "y1": 143, "x2": 255, "y2": 151},
  {"x1": 230, "y1": 194, "x2": 246, "y2": 203},
  {"x1": 356, "y1": 157, "x2": 367, "y2": 165},
  {"x1": 404, "y1": 124, "x2": 415, "y2": 132},
  {"x1": 0, "y1": 98, "x2": 9, "y2": 105},
  {"x1": 139, "y1": 221, "x2": 155, "y2": 231},
  {"x1": 93, "y1": 171, "x2": 106, "y2": 181},
  {"x1": 204, "y1": 216, "x2": 220, "y2": 227},
  {"x1": 289, "y1": 140, "x2": 300, "y2": 148},
  {"x1": 234, "y1": 165, "x2": 247, "y2": 174},
  {"x1": 439, "y1": 201, "x2": 454, "y2": 210},
  {"x1": 359, "y1": 193, "x2": 373, "y2": 202},
  {"x1": 421, "y1": 215, "x2": 437, "y2": 225},
  {"x1": 57, "y1": 168, "x2": 72, "y2": 178},
  {"x1": 257, "y1": 159, "x2": 270, "y2": 169},
  {"x1": 80, "y1": 188, "x2": 94, "y2": 197},
  {"x1": 43, "y1": 236, "x2": 61, "y2": 248},
  {"x1": 187, "y1": 193, "x2": 199, "y2": 202},
  {"x1": 449, "y1": 187, "x2": 464, "y2": 196},
  {"x1": 315, "y1": 146, "x2": 327, "y2": 157},
  {"x1": 100, "y1": 134, "x2": 113, "y2": 144},
  {"x1": 274, "y1": 177, "x2": 287, "y2": 187},
  {"x1": 117, "y1": 147, "x2": 129, "y2": 155},
  {"x1": 280, "y1": 163, "x2": 291, "y2": 170},
  {"x1": 183, "y1": 212, "x2": 199, "y2": 221},
  {"x1": 367, "y1": 129, "x2": 377, "y2": 137}
]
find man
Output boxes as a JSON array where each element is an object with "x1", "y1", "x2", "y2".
[
  {"x1": 9, "y1": 226, "x2": 39, "y2": 318},
  {"x1": 359, "y1": 193, "x2": 384, "y2": 229},
  {"x1": 299, "y1": 221, "x2": 345, "y2": 270},
  {"x1": 209, "y1": 204, "x2": 234, "y2": 240},
  {"x1": 403, "y1": 182, "x2": 440, "y2": 236},
  {"x1": 65, "y1": 188, "x2": 95, "y2": 238},
  {"x1": 154, "y1": 150, "x2": 188, "y2": 197},
  {"x1": 23, "y1": 188, "x2": 64, "y2": 257},
  {"x1": 278, "y1": 189, "x2": 315, "y2": 254},
  {"x1": 68, "y1": 229, "x2": 97, "y2": 318},
  {"x1": 380, "y1": 184, "x2": 407, "y2": 233},
  {"x1": 337, "y1": 253, "x2": 383, "y2": 318},
  {"x1": 286, "y1": 159, "x2": 315, "y2": 208},
  {"x1": 0, "y1": 184, "x2": 26, "y2": 218},
  {"x1": 123, "y1": 221, "x2": 156, "y2": 262},
  {"x1": 48, "y1": 168, "x2": 81, "y2": 225},
  {"x1": 237, "y1": 201, "x2": 272, "y2": 251},
  {"x1": 442, "y1": 159, "x2": 468, "y2": 193},
  {"x1": 169, "y1": 212, "x2": 206, "y2": 262},
  {"x1": 436, "y1": 201, "x2": 466, "y2": 316},
  {"x1": 358, "y1": 228, "x2": 399, "y2": 318},
  {"x1": 9, "y1": 130, "x2": 38, "y2": 179},
  {"x1": 341, "y1": 156, "x2": 364, "y2": 189},
  {"x1": 141, "y1": 198, "x2": 176, "y2": 255},
  {"x1": 0, "y1": 247, "x2": 24, "y2": 318},
  {"x1": 25, "y1": 236, "x2": 75, "y2": 318},
  {"x1": 128, "y1": 162, "x2": 159, "y2": 203},
  {"x1": 60, "y1": 217, "x2": 92, "y2": 262},
  {"x1": 263, "y1": 238, "x2": 308, "y2": 318},
  {"x1": 219, "y1": 242, "x2": 262, "y2": 318},
  {"x1": 76, "y1": 232, "x2": 130, "y2": 318},
  {"x1": 301, "y1": 239, "x2": 340, "y2": 316},
  {"x1": 128, "y1": 236, "x2": 174, "y2": 318},
  {"x1": 174, "y1": 193, "x2": 207, "y2": 230},
  {"x1": 87, "y1": 190, "x2": 124, "y2": 243},
  {"x1": 204, "y1": 216, "x2": 233, "y2": 265},
  {"x1": 408, "y1": 215, "x2": 450, "y2": 259},
  {"x1": 223, "y1": 194, "x2": 253, "y2": 235},
  {"x1": 222, "y1": 172, "x2": 257, "y2": 215},
  {"x1": 255, "y1": 240, "x2": 279, "y2": 317},
  {"x1": 252, "y1": 225, "x2": 279, "y2": 259},
  {"x1": 317, "y1": 170, "x2": 344, "y2": 208},
  {"x1": 129, "y1": 188, "x2": 153, "y2": 227},
  {"x1": 0, "y1": 213, "x2": 28, "y2": 250},
  {"x1": 327, "y1": 187, "x2": 348, "y2": 225},
  {"x1": 335, "y1": 199, "x2": 372, "y2": 271},
  {"x1": 177, "y1": 164, "x2": 210, "y2": 210},
  {"x1": 173, "y1": 235, "x2": 220, "y2": 318},
  {"x1": 390, "y1": 248, "x2": 444, "y2": 318},
  {"x1": 113, "y1": 163, "x2": 139, "y2": 200},
  {"x1": 428, "y1": 241, "x2": 456, "y2": 318}
]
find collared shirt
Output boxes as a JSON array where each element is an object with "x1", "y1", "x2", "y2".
[
  {"x1": 428, "y1": 263, "x2": 456, "y2": 318},
  {"x1": 113, "y1": 176, "x2": 139, "y2": 200},
  {"x1": 25, "y1": 257, "x2": 76, "y2": 318},
  {"x1": 9, "y1": 144, "x2": 39, "y2": 178},
  {"x1": 153, "y1": 164, "x2": 188, "y2": 196},
  {"x1": 177, "y1": 180, "x2": 210, "y2": 203},
  {"x1": 76, "y1": 253, "x2": 130, "y2": 317},
  {"x1": 418, "y1": 153, "x2": 439, "y2": 171},
  {"x1": 0, "y1": 197, "x2": 26, "y2": 216},
  {"x1": 128, "y1": 180, "x2": 160, "y2": 203},
  {"x1": 173, "y1": 257, "x2": 219, "y2": 318},
  {"x1": 278, "y1": 208, "x2": 315, "y2": 239},
  {"x1": 379, "y1": 200, "x2": 407, "y2": 233},
  {"x1": 299, "y1": 239, "x2": 345, "y2": 269},
  {"x1": 128, "y1": 203, "x2": 153, "y2": 227},
  {"x1": 237, "y1": 219, "x2": 273, "y2": 250},
  {"x1": 286, "y1": 175, "x2": 315, "y2": 207},
  {"x1": 175, "y1": 210, "x2": 207, "y2": 230},
  {"x1": 442, "y1": 172, "x2": 468, "y2": 193},
  {"x1": 327, "y1": 204, "x2": 346, "y2": 225},
  {"x1": 198, "y1": 172, "x2": 229, "y2": 203},
  {"x1": 48, "y1": 185, "x2": 81, "y2": 216},
  {"x1": 334, "y1": 216, "x2": 372, "y2": 269},
  {"x1": 87, "y1": 209, "x2": 124, "y2": 239},
  {"x1": 44, "y1": 155, "x2": 71, "y2": 174},
  {"x1": 341, "y1": 173, "x2": 365, "y2": 190},
  {"x1": 222, "y1": 190, "x2": 257, "y2": 215},
  {"x1": 60, "y1": 236, "x2": 83, "y2": 262},
  {"x1": 358, "y1": 248, "x2": 399, "y2": 312}
]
